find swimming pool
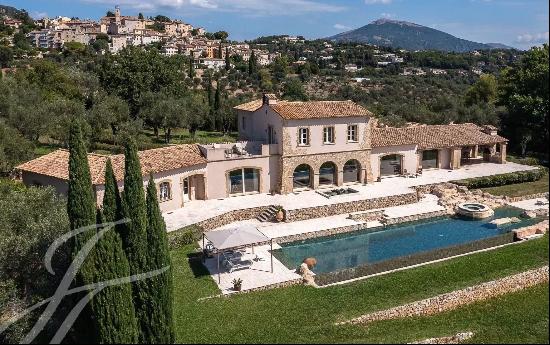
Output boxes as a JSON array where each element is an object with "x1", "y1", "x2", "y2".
[{"x1": 274, "y1": 207, "x2": 539, "y2": 274}]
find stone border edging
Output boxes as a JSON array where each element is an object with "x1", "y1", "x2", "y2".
[
  {"x1": 337, "y1": 265, "x2": 549, "y2": 325},
  {"x1": 408, "y1": 332, "x2": 474, "y2": 344},
  {"x1": 506, "y1": 192, "x2": 549, "y2": 203}
]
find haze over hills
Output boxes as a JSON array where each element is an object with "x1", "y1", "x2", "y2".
[{"x1": 328, "y1": 19, "x2": 514, "y2": 52}]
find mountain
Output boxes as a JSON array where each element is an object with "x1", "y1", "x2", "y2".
[{"x1": 328, "y1": 19, "x2": 510, "y2": 52}]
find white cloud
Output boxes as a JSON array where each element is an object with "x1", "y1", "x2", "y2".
[
  {"x1": 31, "y1": 11, "x2": 48, "y2": 19},
  {"x1": 516, "y1": 31, "x2": 549, "y2": 44},
  {"x1": 83, "y1": 0, "x2": 345, "y2": 15},
  {"x1": 333, "y1": 23, "x2": 351, "y2": 31},
  {"x1": 365, "y1": 0, "x2": 392, "y2": 4},
  {"x1": 380, "y1": 12, "x2": 395, "y2": 18}
]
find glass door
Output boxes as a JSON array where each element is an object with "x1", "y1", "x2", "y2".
[{"x1": 183, "y1": 177, "x2": 190, "y2": 202}]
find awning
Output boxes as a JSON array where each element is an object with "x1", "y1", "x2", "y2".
[{"x1": 204, "y1": 224, "x2": 269, "y2": 250}]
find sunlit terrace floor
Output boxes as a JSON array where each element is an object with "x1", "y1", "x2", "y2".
[{"x1": 164, "y1": 162, "x2": 537, "y2": 231}]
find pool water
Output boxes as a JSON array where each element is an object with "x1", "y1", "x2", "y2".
[{"x1": 274, "y1": 207, "x2": 539, "y2": 274}]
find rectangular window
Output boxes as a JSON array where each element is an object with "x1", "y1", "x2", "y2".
[
  {"x1": 347, "y1": 125, "x2": 358, "y2": 142},
  {"x1": 242, "y1": 116, "x2": 246, "y2": 130},
  {"x1": 323, "y1": 126, "x2": 335, "y2": 144},
  {"x1": 298, "y1": 128, "x2": 309, "y2": 146}
]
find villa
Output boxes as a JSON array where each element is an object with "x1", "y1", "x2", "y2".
[{"x1": 16, "y1": 94, "x2": 509, "y2": 213}]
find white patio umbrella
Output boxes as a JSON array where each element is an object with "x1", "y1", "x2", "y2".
[{"x1": 203, "y1": 224, "x2": 273, "y2": 283}]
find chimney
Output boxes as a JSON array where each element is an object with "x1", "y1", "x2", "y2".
[
  {"x1": 482, "y1": 125, "x2": 498, "y2": 136},
  {"x1": 262, "y1": 93, "x2": 278, "y2": 106}
]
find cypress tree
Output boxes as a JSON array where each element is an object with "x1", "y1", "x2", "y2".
[
  {"x1": 145, "y1": 175, "x2": 175, "y2": 343},
  {"x1": 248, "y1": 50, "x2": 256, "y2": 75},
  {"x1": 67, "y1": 121, "x2": 96, "y2": 245},
  {"x1": 214, "y1": 81, "x2": 221, "y2": 131},
  {"x1": 188, "y1": 59, "x2": 195, "y2": 78},
  {"x1": 224, "y1": 47, "x2": 230, "y2": 71},
  {"x1": 88, "y1": 160, "x2": 139, "y2": 343},
  {"x1": 119, "y1": 139, "x2": 151, "y2": 343},
  {"x1": 67, "y1": 121, "x2": 98, "y2": 343}
]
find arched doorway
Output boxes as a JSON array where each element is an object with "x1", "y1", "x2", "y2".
[
  {"x1": 380, "y1": 154, "x2": 403, "y2": 177},
  {"x1": 343, "y1": 159, "x2": 360, "y2": 183},
  {"x1": 319, "y1": 161, "x2": 337, "y2": 186},
  {"x1": 293, "y1": 164, "x2": 312, "y2": 190}
]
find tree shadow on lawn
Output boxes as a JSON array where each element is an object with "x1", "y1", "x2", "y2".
[{"x1": 186, "y1": 252, "x2": 211, "y2": 278}]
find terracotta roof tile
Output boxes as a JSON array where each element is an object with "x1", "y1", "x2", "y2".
[
  {"x1": 372, "y1": 123, "x2": 508, "y2": 149},
  {"x1": 233, "y1": 99, "x2": 264, "y2": 112},
  {"x1": 234, "y1": 99, "x2": 374, "y2": 120},
  {"x1": 271, "y1": 100, "x2": 373, "y2": 120},
  {"x1": 16, "y1": 144, "x2": 207, "y2": 185}
]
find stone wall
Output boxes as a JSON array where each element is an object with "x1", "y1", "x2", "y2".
[
  {"x1": 506, "y1": 192, "x2": 549, "y2": 203},
  {"x1": 383, "y1": 210, "x2": 448, "y2": 226},
  {"x1": 197, "y1": 205, "x2": 271, "y2": 231},
  {"x1": 286, "y1": 192, "x2": 418, "y2": 222},
  {"x1": 348, "y1": 210, "x2": 385, "y2": 222},
  {"x1": 339, "y1": 265, "x2": 548, "y2": 325},
  {"x1": 276, "y1": 223, "x2": 373, "y2": 244},
  {"x1": 512, "y1": 220, "x2": 549, "y2": 240}
]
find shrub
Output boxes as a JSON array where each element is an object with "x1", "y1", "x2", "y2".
[
  {"x1": 452, "y1": 168, "x2": 547, "y2": 189},
  {"x1": 167, "y1": 224, "x2": 203, "y2": 249}
]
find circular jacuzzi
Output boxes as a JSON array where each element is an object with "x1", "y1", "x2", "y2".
[{"x1": 456, "y1": 203, "x2": 494, "y2": 219}]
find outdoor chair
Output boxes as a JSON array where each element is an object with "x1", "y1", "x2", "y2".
[{"x1": 221, "y1": 252, "x2": 253, "y2": 273}]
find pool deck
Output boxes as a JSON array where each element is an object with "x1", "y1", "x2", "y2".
[
  {"x1": 200, "y1": 195, "x2": 446, "y2": 294},
  {"x1": 509, "y1": 198, "x2": 550, "y2": 211},
  {"x1": 164, "y1": 162, "x2": 537, "y2": 231}
]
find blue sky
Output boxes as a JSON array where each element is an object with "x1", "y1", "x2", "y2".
[{"x1": 6, "y1": 0, "x2": 549, "y2": 49}]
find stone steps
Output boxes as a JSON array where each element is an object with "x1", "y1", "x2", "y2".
[{"x1": 256, "y1": 205, "x2": 279, "y2": 222}]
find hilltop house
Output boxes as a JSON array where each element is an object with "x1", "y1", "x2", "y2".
[{"x1": 16, "y1": 94, "x2": 508, "y2": 212}]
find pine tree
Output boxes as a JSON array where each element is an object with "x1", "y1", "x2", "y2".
[
  {"x1": 67, "y1": 121, "x2": 98, "y2": 343},
  {"x1": 224, "y1": 47, "x2": 230, "y2": 71},
  {"x1": 89, "y1": 159, "x2": 139, "y2": 343},
  {"x1": 119, "y1": 139, "x2": 151, "y2": 342},
  {"x1": 91, "y1": 208, "x2": 139, "y2": 343},
  {"x1": 144, "y1": 175, "x2": 175, "y2": 343}
]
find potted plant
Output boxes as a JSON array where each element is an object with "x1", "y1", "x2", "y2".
[
  {"x1": 275, "y1": 206, "x2": 285, "y2": 222},
  {"x1": 232, "y1": 278, "x2": 243, "y2": 291}
]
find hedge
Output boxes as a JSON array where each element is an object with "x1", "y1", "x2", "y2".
[
  {"x1": 314, "y1": 232, "x2": 515, "y2": 286},
  {"x1": 167, "y1": 224, "x2": 204, "y2": 250},
  {"x1": 452, "y1": 168, "x2": 547, "y2": 189}
]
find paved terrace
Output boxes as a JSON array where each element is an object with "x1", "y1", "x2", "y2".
[{"x1": 164, "y1": 162, "x2": 537, "y2": 231}]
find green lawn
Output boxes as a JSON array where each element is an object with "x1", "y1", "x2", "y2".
[
  {"x1": 142, "y1": 128, "x2": 238, "y2": 145},
  {"x1": 171, "y1": 235, "x2": 548, "y2": 343},
  {"x1": 481, "y1": 173, "x2": 549, "y2": 198}
]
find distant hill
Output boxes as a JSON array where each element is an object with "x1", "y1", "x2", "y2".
[
  {"x1": 328, "y1": 19, "x2": 511, "y2": 52},
  {"x1": 0, "y1": 4, "x2": 26, "y2": 18}
]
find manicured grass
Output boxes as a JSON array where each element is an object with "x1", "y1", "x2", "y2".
[
  {"x1": 34, "y1": 143, "x2": 61, "y2": 157},
  {"x1": 481, "y1": 173, "x2": 549, "y2": 197},
  {"x1": 171, "y1": 235, "x2": 548, "y2": 343},
  {"x1": 352, "y1": 283, "x2": 549, "y2": 344}
]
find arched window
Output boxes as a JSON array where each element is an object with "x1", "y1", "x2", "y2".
[
  {"x1": 319, "y1": 162, "x2": 336, "y2": 185},
  {"x1": 228, "y1": 168, "x2": 260, "y2": 195},
  {"x1": 293, "y1": 164, "x2": 312, "y2": 190},
  {"x1": 343, "y1": 160, "x2": 360, "y2": 183},
  {"x1": 380, "y1": 154, "x2": 403, "y2": 177},
  {"x1": 159, "y1": 181, "x2": 171, "y2": 201}
]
